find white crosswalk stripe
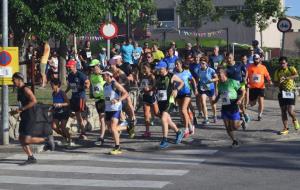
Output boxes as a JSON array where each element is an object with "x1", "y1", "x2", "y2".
[{"x1": 0, "y1": 149, "x2": 218, "y2": 189}]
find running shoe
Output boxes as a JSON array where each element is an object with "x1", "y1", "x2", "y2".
[
  {"x1": 257, "y1": 115, "x2": 262, "y2": 121},
  {"x1": 142, "y1": 131, "x2": 151, "y2": 138},
  {"x1": 109, "y1": 147, "x2": 122, "y2": 155},
  {"x1": 150, "y1": 118, "x2": 154, "y2": 126},
  {"x1": 189, "y1": 125, "x2": 195, "y2": 135},
  {"x1": 19, "y1": 156, "x2": 37, "y2": 166},
  {"x1": 184, "y1": 129, "x2": 190, "y2": 138},
  {"x1": 278, "y1": 129, "x2": 289, "y2": 135},
  {"x1": 96, "y1": 137, "x2": 104, "y2": 146},
  {"x1": 159, "y1": 139, "x2": 169, "y2": 149},
  {"x1": 202, "y1": 119, "x2": 210, "y2": 125},
  {"x1": 241, "y1": 117, "x2": 247, "y2": 131},
  {"x1": 120, "y1": 120, "x2": 128, "y2": 127},
  {"x1": 79, "y1": 133, "x2": 88, "y2": 140},
  {"x1": 193, "y1": 117, "x2": 198, "y2": 126},
  {"x1": 231, "y1": 140, "x2": 239, "y2": 148},
  {"x1": 44, "y1": 135, "x2": 55, "y2": 151},
  {"x1": 244, "y1": 114, "x2": 251, "y2": 123},
  {"x1": 213, "y1": 116, "x2": 218, "y2": 123},
  {"x1": 68, "y1": 141, "x2": 76, "y2": 147},
  {"x1": 175, "y1": 130, "x2": 184, "y2": 144},
  {"x1": 293, "y1": 120, "x2": 300, "y2": 130}
]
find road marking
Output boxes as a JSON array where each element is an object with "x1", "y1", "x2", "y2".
[
  {"x1": 165, "y1": 149, "x2": 218, "y2": 155},
  {"x1": 0, "y1": 176, "x2": 169, "y2": 189},
  {"x1": 0, "y1": 163, "x2": 188, "y2": 176},
  {"x1": 7, "y1": 154, "x2": 205, "y2": 165}
]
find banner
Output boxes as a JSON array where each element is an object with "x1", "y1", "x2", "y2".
[{"x1": 178, "y1": 29, "x2": 225, "y2": 38}]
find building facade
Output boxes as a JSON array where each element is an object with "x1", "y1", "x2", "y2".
[{"x1": 152, "y1": 0, "x2": 295, "y2": 49}]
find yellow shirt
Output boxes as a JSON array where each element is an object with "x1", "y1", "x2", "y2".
[
  {"x1": 152, "y1": 50, "x2": 165, "y2": 61},
  {"x1": 274, "y1": 66, "x2": 298, "y2": 91},
  {"x1": 40, "y1": 42, "x2": 50, "y2": 64}
]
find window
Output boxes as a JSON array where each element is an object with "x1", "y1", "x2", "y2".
[{"x1": 157, "y1": 9, "x2": 175, "y2": 21}]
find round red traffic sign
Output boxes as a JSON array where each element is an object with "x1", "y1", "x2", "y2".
[
  {"x1": 99, "y1": 22, "x2": 119, "y2": 40},
  {"x1": 277, "y1": 18, "x2": 292, "y2": 33},
  {"x1": 0, "y1": 51, "x2": 12, "y2": 66}
]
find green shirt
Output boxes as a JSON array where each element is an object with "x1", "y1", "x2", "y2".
[
  {"x1": 90, "y1": 74, "x2": 105, "y2": 99},
  {"x1": 218, "y1": 78, "x2": 240, "y2": 100}
]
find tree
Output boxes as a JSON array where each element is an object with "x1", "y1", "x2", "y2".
[
  {"x1": 177, "y1": 0, "x2": 223, "y2": 45},
  {"x1": 230, "y1": 0, "x2": 283, "y2": 47}
]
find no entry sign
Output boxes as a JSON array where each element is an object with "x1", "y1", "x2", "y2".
[
  {"x1": 99, "y1": 22, "x2": 119, "y2": 40},
  {"x1": 0, "y1": 51, "x2": 12, "y2": 66},
  {"x1": 0, "y1": 47, "x2": 19, "y2": 85}
]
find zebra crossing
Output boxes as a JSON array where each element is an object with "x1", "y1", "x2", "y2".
[{"x1": 0, "y1": 149, "x2": 219, "y2": 189}]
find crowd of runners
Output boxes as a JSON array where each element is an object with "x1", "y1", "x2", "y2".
[{"x1": 10, "y1": 39, "x2": 300, "y2": 165}]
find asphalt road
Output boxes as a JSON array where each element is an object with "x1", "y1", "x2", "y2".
[{"x1": 0, "y1": 99, "x2": 300, "y2": 190}]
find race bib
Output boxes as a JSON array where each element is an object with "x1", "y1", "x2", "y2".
[
  {"x1": 70, "y1": 83, "x2": 78, "y2": 93},
  {"x1": 86, "y1": 51, "x2": 92, "y2": 58},
  {"x1": 221, "y1": 91, "x2": 231, "y2": 105},
  {"x1": 252, "y1": 74, "x2": 261, "y2": 83},
  {"x1": 200, "y1": 84, "x2": 210, "y2": 91},
  {"x1": 282, "y1": 91, "x2": 294, "y2": 99},
  {"x1": 105, "y1": 96, "x2": 111, "y2": 101},
  {"x1": 157, "y1": 90, "x2": 167, "y2": 101},
  {"x1": 214, "y1": 62, "x2": 219, "y2": 69},
  {"x1": 133, "y1": 52, "x2": 141, "y2": 60},
  {"x1": 93, "y1": 84, "x2": 103, "y2": 93}
]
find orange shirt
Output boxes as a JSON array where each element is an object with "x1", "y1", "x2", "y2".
[{"x1": 247, "y1": 63, "x2": 271, "y2": 89}]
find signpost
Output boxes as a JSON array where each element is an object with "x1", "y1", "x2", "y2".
[
  {"x1": 99, "y1": 21, "x2": 118, "y2": 60},
  {"x1": 277, "y1": 18, "x2": 292, "y2": 56},
  {"x1": 0, "y1": 47, "x2": 19, "y2": 85}
]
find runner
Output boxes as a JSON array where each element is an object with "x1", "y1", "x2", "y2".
[
  {"x1": 163, "y1": 47, "x2": 178, "y2": 74},
  {"x1": 212, "y1": 67, "x2": 245, "y2": 147},
  {"x1": 140, "y1": 63, "x2": 159, "y2": 137},
  {"x1": 225, "y1": 53, "x2": 250, "y2": 129},
  {"x1": 79, "y1": 40, "x2": 93, "y2": 73},
  {"x1": 65, "y1": 59, "x2": 90, "y2": 139},
  {"x1": 273, "y1": 56, "x2": 300, "y2": 135},
  {"x1": 209, "y1": 46, "x2": 224, "y2": 70},
  {"x1": 49, "y1": 79, "x2": 72, "y2": 146},
  {"x1": 152, "y1": 43, "x2": 165, "y2": 61},
  {"x1": 195, "y1": 56, "x2": 218, "y2": 124},
  {"x1": 247, "y1": 54, "x2": 272, "y2": 121},
  {"x1": 10, "y1": 72, "x2": 55, "y2": 165},
  {"x1": 89, "y1": 59, "x2": 106, "y2": 145},
  {"x1": 155, "y1": 60, "x2": 185, "y2": 149},
  {"x1": 102, "y1": 69, "x2": 129, "y2": 155},
  {"x1": 174, "y1": 60, "x2": 197, "y2": 137}
]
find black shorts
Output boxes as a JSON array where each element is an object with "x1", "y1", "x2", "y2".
[
  {"x1": 105, "y1": 111, "x2": 121, "y2": 121},
  {"x1": 176, "y1": 93, "x2": 191, "y2": 99},
  {"x1": 53, "y1": 110, "x2": 70, "y2": 121},
  {"x1": 70, "y1": 97, "x2": 86, "y2": 112},
  {"x1": 278, "y1": 92, "x2": 296, "y2": 107},
  {"x1": 95, "y1": 99, "x2": 105, "y2": 114},
  {"x1": 19, "y1": 109, "x2": 36, "y2": 136},
  {"x1": 143, "y1": 94, "x2": 156, "y2": 105},
  {"x1": 158, "y1": 101, "x2": 170, "y2": 113},
  {"x1": 249, "y1": 88, "x2": 265, "y2": 102}
]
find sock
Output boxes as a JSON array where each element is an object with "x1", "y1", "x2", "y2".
[
  {"x1": 162, "y1": 137, "x2": 167, "y2": 141},
  {"x1": 28, "y1": 155, "x2": 34, "y2": 159},
  {"x1": 258, "y1": 112, "x2": 262, "y2": 117},
  {"x1": 115, "y1": 145, "x2": 120, "y2": 149}
]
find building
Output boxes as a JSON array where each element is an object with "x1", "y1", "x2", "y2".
[{"x1": 151, "y1": 0, "x2": 300, "y2": 49}]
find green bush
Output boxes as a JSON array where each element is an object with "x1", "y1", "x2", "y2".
[{"x1": 264, "y1": 57, "x2": 300, "y2": 84}]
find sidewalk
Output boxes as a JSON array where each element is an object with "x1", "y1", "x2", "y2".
[{"x1": 1, "y1": 99, "x2": 299, "y2": 154}]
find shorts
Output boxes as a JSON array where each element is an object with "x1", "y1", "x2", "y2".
[
  {"x1": 53, "y1": 111, "x2": 70, "y2": 121},
  {"x1": 70, "y1": 97, "x2": 86, "y2": 113},
  {"x1": 221, "y1": 110, "x2": 240, "y2": 121},
  {"x1": 158, "y1": 101, "x2": 170, "y2": 113},
  {"x1": 199, "y1": 89, "x2": 215, "y2": 97},
  {"x1": 105, "y1": 111, "x2": 121, "y2": 121},
  {"x1": 19, "y1": 109, "x2": 36, "y2": 136},
  {"x1": 143, "y1": 94, "x2": 156, "y2": 105},
  {"x1": 95, "y1": 99, "x2": 105, "y2": 114},
  {"x1": 278, "y1": 92, "x2": 296, "y2": 107},
  {"x1": 176, "y1": 93, "x2": 191, "y2": 99},
  {"x1": 249, "y1": 88, "x2": 265, "y2": 102},
  {"x1": 40, "y1": 64, "x2": 47, "y2": 75}
]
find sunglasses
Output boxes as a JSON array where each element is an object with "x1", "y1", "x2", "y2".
[{"x1": 146, "y1": 56, "x2": 152, "y2": 58}]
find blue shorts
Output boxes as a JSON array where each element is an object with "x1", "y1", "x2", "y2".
[
  {"x1": 105, "y1": 111, "x2": 121, "y2": 121},
  {"x1": 199, "y1": 89, "x2": 215, "y2": 97},
  {"x1": 221, "y1": 110, "x2": 240, "y2": 121}
]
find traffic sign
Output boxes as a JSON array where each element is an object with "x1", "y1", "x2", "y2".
[
  {"x1": 99, "y1": 22, "x2": 119, "y2": 40},
  {"x1": 277, "y1": 18, "x2": 292, "y2": 33},
  {"x1": 0, "y1": 47, "x2": 19, "y2": 85}
]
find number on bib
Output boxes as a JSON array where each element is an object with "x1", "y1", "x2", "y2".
[
  {"x1": 221, "y1": 91, "x2": 231, "y2": 105},
  {"x1": 252, "y1": 74, "x2": 261, "y2": 83},
  {"x1": 282, "y1": 91, "x2": 294, "y2": 99},
  {"x1": 157, "y1": 90, "x2": 167, "y2": 101}
]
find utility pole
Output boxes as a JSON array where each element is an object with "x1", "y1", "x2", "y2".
[{"x1": 1, "y1": 0, "x2": 9, "y2": 145}]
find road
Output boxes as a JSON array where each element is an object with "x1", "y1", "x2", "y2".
[{"x1": 0, "y1": 99, "x2": 300, "y2": 190}]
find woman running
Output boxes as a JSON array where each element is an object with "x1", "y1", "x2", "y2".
[
  {"x1": 141, "y1": 63, "x2": 159, "y2": 138},
  {"x1": 175, "y1": 60, "x2": 197, "y2": 137}
]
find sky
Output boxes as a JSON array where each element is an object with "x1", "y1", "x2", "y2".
[{"x1": 285, "y1": 0, "x2": 300, "y2": 16}]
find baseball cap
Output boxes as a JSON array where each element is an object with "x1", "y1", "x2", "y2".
[
  {"x1": 155, "y1": 60, "x2": 168, "y2": 70},
  {"x1": 89, "y1": 59, "x2": 100, "y2": 67},
  {"x1": 253, "y1": 54, "x2": 260, "y2": 59},
  {"x1": 66, "y1": 60, "x2": 76, "y2": 67}
]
